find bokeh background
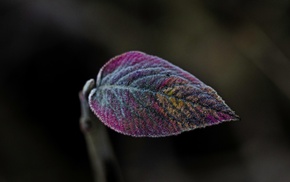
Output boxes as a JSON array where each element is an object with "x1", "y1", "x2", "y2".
[{"x1": 1, "y1": 0, "x2": 290, "y2": 182}]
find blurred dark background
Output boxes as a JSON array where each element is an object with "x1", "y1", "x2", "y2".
[{"x1": 1, "y1": 0, "x2": 290, "y2": 182}]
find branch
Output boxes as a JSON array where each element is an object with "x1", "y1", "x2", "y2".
[{"x1": 79, "y1": 79, "x2": 123, "y2": 182}]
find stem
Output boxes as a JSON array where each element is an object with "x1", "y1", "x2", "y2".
[{"x1": 79, "y1": 79, "x2": 123, "y2": 182}]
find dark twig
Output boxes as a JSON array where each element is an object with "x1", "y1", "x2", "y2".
[{"x1": 79, "y1": 79, "x2": 123, "y2": 182}]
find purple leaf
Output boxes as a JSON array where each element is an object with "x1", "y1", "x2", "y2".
[{"x1": 89, "y1": 51, "x2": 239, "y2": 137}]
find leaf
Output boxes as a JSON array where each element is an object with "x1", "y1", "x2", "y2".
[{"x1": 89, "y1": 51, "x2": 239, "y2": 137}]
